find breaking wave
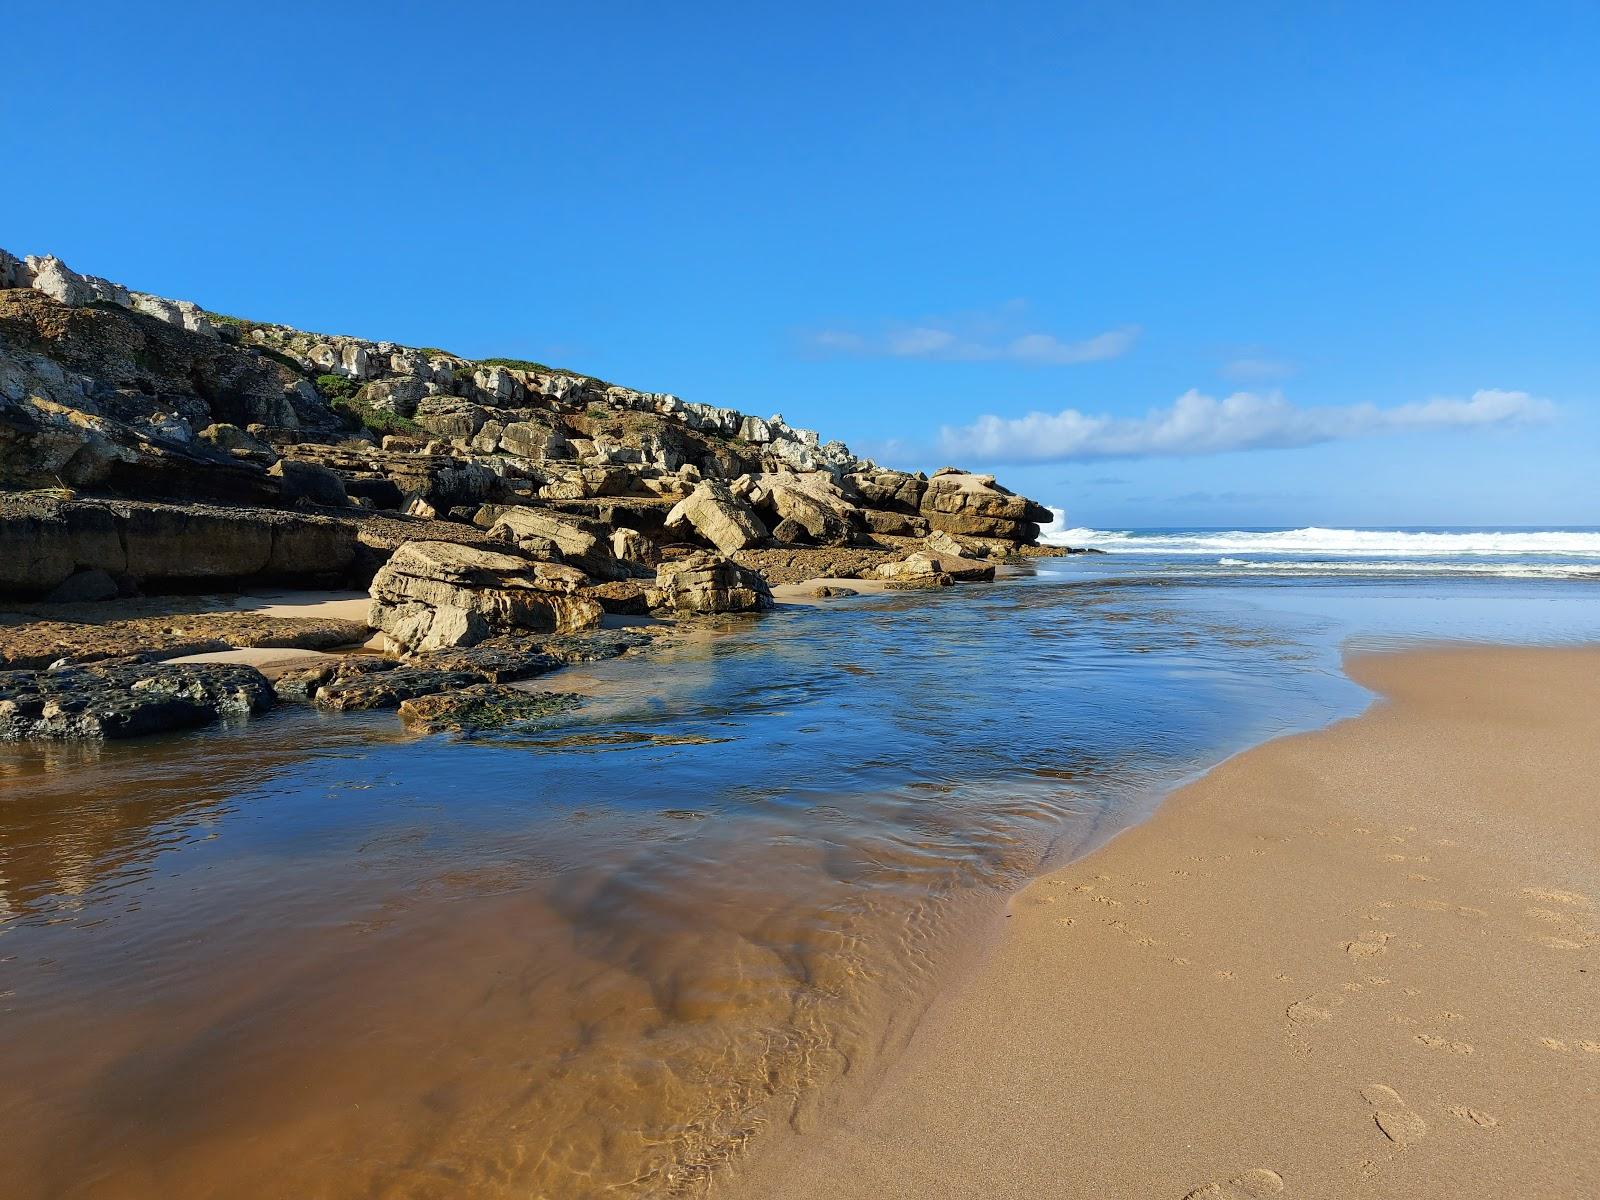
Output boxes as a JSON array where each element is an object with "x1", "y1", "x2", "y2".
[{"x1": 1041, "y1": 523, "x2": 1600, "y2": 559}]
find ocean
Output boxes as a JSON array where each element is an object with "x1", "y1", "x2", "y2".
[
  {"x1": 1044, "y1": 519, "x2": 1600, "y2": 580},
  {"x1": 2, "y1": 527, "x2": 1598, "y2": 1197}
]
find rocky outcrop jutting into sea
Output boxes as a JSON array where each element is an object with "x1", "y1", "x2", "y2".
[{"x1": 0, "y1": 248, "x2": 1059, "y2": 738}]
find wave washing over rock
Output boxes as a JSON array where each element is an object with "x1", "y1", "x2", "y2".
[{"x1": 0, "y1": 248, "x2": 1058, "y2": 739}]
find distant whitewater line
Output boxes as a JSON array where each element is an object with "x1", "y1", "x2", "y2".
[
  {"x1": 1211, "y1": 560, "x2": 1600, "y2": 579},
  {"x1": 1039, "y1": 518, "x2": 1600, "y2": 559}
]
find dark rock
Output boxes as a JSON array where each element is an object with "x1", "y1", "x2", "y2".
[
  {"x1": 584, "y1": 580, "x2": 651, "y2": 614},
  {"x1": 397, "y1": 684, "x2": 582, "y2": 732},
  {"x1": 769, "y1": 516, "x2": 812, "y2": 545},
  {"x1": 412, "y1": 639, "x2": 562, "y2": 683},
  {"x1": 42, "y1": 567, "x2": 119, "y2": 603},
  {"x1": 0, "y1": 494, "x2": 362, "y2": 596},
  {"x1": 314, "y1": 666, "x2": 488, "y2": 711},
  {"x1": 344, "y1": 476, "x2": 405, "y2": 509},
  {"x1": 536, "y1": 627, "x2": 651, "y2": 664},
  {"x1": 413, "y1": 627, "x2": 648, "y2": 680},
  {"x1": 0, "y1": 661, "x2": 274, "y2": 740},
  {"x1": 269, "y1": 458, "x2": 350, "y2": 507},
  {"x1": 272, "y1": 654, "x2": 397, "y2": 702}
]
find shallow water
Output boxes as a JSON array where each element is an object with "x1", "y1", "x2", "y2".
[{"x1": 2, "y1": 552, "x2": 1598, "y2": 1197}]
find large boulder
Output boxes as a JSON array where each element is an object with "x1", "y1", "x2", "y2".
[
  {"x1": 664, "y1": 480, "x2": 769, "y2": 554},
  {"x1": 732, "y1": 471, "x2": 860, "y2": 544},
  {"x1": 367, "y1": 540, "x2": 603, "y2": 654},
  {"x1": 269, "y1": 457, "x2": 350, "y2": 507},
  {"x1": 919, "y1": 469, "x2": 1052, "y2": 543},
  {"x1": 648, "y1": 552, "x2": 773, "y2": 614},
  {"x1": 488, "y1": 506, "x2": 631, "y2": 579},
  {"x1": 848, "y1": 468, "x2": 926, "y2": 515},
  {"x1": 875, "y1": 548, "x2": 994, "y2": 584}
]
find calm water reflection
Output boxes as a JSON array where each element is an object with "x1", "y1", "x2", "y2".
[{"x1": 3, "y1": 560, "x2": 1597, "y2": 1197}]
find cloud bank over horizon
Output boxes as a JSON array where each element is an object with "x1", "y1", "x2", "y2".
[{"x1": 938, "y1": 388, "x2": 1553, "y2": 464}]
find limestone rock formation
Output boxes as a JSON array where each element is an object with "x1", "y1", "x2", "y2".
[
  {"x1": 0, "y1": 494, "x2": 362, "y2": 596},
  {"x1": 731, "y1": 471, "x2": 860, "y2": 545},
  {"x1": 367, "y1": 540, "x2": 603, "y2": 654},
  {"x1": 875, "y1": 548, "x2": 994, "y2": 585},
  {"x1": 3, "y1": 247, "x2": 1063, "y2": 635},
  {"x1": 664, "y1": 480, "x2": 769, "y2": 554},
  {"x1": 919, "y1": 470, "x2": 1053, "y2": 542},
  {"x1": 649, "y1": 553, "x2": 773, "y2": 614},
  {"x1": 488, "y1": 506, "x2": 631, "y2": 580}
]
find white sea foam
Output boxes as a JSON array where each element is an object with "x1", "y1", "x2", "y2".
[
  {"x1": 1207, "y1": 559, "x2": 1600, "y2": 579},
  {"x1": 1041, "y1": 523, "x2": 1600, "y2": 558}
]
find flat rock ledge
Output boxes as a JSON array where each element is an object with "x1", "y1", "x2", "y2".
[
  {"x1": 0, "y1": 661, "x2": 274, "y2": 740},
  {"x1": 271, "y1": 628, "x2": 651, "y2": 711},
  {"x1": 0, "y1": 612, "x2": 371, "y2": 671},
  {"x1": 398, "y1": 684, "x2": 583, "y2": 733}
]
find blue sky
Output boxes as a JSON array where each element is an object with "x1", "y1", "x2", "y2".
[{"x1": 6, "y1": 1, "x2": 1596, "y2": 527}]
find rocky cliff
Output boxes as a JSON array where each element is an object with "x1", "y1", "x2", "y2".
[
  {"x1": 0, "y1": 248, "x2": 1068, "y2": 739},
  {"x1": 1, "y1": 247, "x2": 1054, "y2": 605}
]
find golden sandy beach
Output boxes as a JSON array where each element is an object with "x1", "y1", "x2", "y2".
[{"x1": 729, "y1": 645, "x2": 1600, "y2": 1199}]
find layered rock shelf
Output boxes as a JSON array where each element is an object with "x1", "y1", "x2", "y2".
[{"x1": 1, "y1": 248, "x2": 1067, "y2": 739}]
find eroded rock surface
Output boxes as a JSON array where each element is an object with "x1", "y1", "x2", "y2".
[
  {"x1": 650, "y1": 553, "x2": 773, "y2": 614},
  {"x1": 367, "y1": 540, "x2": 603, "y2": 653},
  {"x1": 397, "y1": 684, "x2": 582, "y2": 732},
  {"x1": 0, "y1": 661, "x2": 274, "y2": 740},
  {"x1": 0, "y1": 610, "x2": 370, "y2": 670}
]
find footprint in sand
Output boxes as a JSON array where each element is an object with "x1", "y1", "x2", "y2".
[
  {"x1": 1521, "y1": 887, "x2": 1591, "y2": 908},
  {"x1": 1527, "y1": 934, "x2": 1585, "y2": 951},
  {"x1": 1447, "y1": 1105, "x2": 1499, "y2": 1128},
  {"x1": 1362, "y1": 1083, "x2": 1428, "y2": 1148},
  {"x1": 1525, "y1": 906, "x2": 1569, "y2": 924},
  {"x1": 1415, "y1": 1033, "x2": 1474, "y2": 1055},
  {"x1": 1287, "y1": 992, "x2": 1345, "y2": 1026},
  {"x1": 1540, "y1": 1037, "x2": 1569, "y2": 1052},
  {"x1": 1182, "y1": 1167, "x2": 1286, "y2": 1198},
  {"x1": 1345, "y1": 931, "x2": 1394, "y2": 958}
]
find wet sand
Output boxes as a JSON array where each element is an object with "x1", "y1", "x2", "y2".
[{"x1": 729, "y1": 645, "x2": 1600, "y2": 1199}]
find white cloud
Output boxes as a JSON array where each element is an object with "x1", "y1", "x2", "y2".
[
  {"x1": 940, "y1": 388, "x2": 1554, "y2": 464},
  {"x1": 801, "y1": 306, "x2": 1138, "y2": 366}
]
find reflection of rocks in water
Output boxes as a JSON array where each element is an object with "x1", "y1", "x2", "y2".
[
  {"x1": 0, "y1": 568, "x2": 1372, "y2": 1199},
  {"x1": 0, "y1": 739, "x2": 230, "y2": 916},
  {"x1": 0, "y1": 714, "x2": 387, "y2": 919}
]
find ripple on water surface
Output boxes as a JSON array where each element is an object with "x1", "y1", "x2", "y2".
[{"x1": 3, "y1": 562, "x2": 1597, "y2": 1196}]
